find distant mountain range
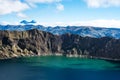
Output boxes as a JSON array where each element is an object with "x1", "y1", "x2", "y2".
[{"x1": 0, "y1": 25, "x2": 120, "y2": 38}]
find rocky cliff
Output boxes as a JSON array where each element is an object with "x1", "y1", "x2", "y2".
[{"x1": 0, "y1": 29, "x2": 120, "y2": 60}]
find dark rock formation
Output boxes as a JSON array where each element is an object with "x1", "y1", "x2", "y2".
[{"x1": 0, "y1": 29, "x2": 120, "y2": 60}]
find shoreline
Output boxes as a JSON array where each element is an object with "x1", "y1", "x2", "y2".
[{"x1": 1, "y1": 53, "x2": 120, "y2": 62}]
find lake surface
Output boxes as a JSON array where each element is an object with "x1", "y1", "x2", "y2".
[{"x1": 0, "y1": 56, "x2": 120, "y2": 80}]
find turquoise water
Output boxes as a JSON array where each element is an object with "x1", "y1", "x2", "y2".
[{"x1": 0, "y1": 56, "x2": 120, "y2": 80}]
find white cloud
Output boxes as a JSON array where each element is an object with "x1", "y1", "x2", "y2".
[
  {"x1": 17, "y1": 13, "x2": 27, "y2": 18},
  {"x1": 25, "y1": 0, "x2": 64, "y2": 11},
  {"x1": 0, "y1": 21, "x2": 10, "y2": 25},
  {"x1": 0, "y1": 0, "x2": 29, "y2": 15},
  {"x1": 84, "y1": 0, "x2": 120, "y2": 8},
  {"x1": 69, "y1": 20, "x2": 120, "y2": 28},
  {"x1": 25, "y1": 0, "x2": 62, "y2": 7},
  {"x1": 2, "y1": 19, "x2": 120, "y2": 28},
  {"x1": 0, "y1": 0, "x2": 63, "y2": 16},
  {"x1": 35, "y1": 20, "x2": 120, "y2": 28},
  {"x1": 25, "y1": 0, "x2": 61, "y2": 4},
  {"x1": 0, "y1": 21, "x2": 19, "y2": 25},
  {"x1": 56, "y1": 3, "x2": 64, "y2": 11}
]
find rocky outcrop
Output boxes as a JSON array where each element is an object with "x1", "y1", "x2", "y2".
[
  {"x1": 0, "y1": 29, "x2": 120, "y2": 60},
  {"x1": 61, "y1": 34, "x2": 120, "y2": 60}
]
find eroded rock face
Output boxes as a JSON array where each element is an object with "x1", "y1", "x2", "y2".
[
  {"x1": 0, "y1": 29, "x2": 62, "y2": 59},
  {"x1": 61, "y1": 34, "x2": 120, "y2": 59},
  {"x1": 0, "y1": 29, "x2": 120, "y2": 60}
]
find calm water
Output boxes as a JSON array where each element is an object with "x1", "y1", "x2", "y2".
[{"x1": 0, "y1": 56, "x2": 120, "y2": 80}]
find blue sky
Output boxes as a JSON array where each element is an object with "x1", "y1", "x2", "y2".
[{"x1": 0, "y1": 0, "x2": 120, "y2": 28}]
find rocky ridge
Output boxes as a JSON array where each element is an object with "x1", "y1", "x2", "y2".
[{"x1": 0, "y1": 29, "x2": 120, "y2": 60}]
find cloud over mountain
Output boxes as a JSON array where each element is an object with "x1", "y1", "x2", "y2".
[{"x1": 20, "y1": 20, "x2": 36, "y2": 25}]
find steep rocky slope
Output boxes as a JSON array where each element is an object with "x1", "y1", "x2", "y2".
[{"x1": 0, "y1": 29, "x2": 120, "y2": 60}]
